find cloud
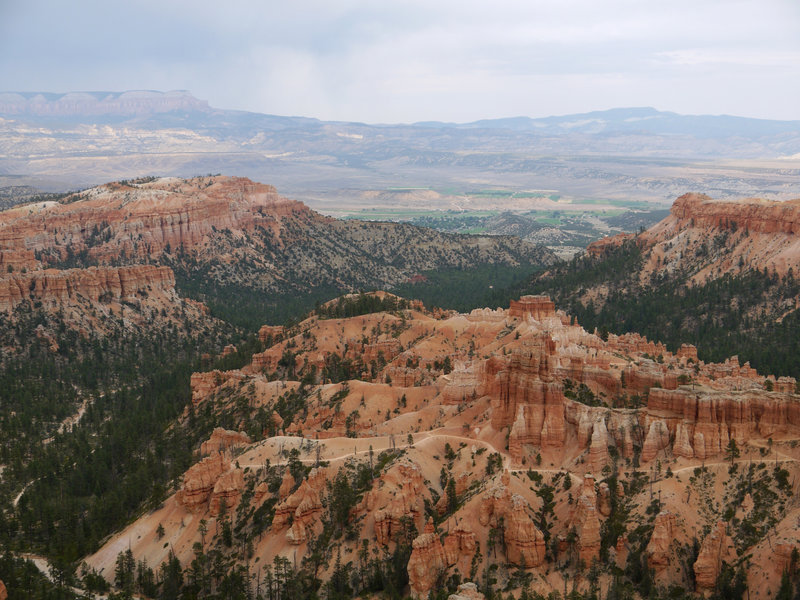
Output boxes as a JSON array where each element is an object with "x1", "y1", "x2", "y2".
[{"x1": 1, "y1": 0, "x2": 799, "y2": 121}]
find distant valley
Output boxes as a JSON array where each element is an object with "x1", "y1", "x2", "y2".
[{"x1": 2, "y1": 91, "x2": 800, "y2": 219}]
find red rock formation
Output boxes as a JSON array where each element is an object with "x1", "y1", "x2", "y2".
[
  {"x1": 0, "y1": 265, "x2": 176, "y2": 312},
  {"x1": 489, "y1": 334, "x2": 565, "y2": 458},
  {"x1": 694, "y1": 521, "x2": 737, "y2": 594},
  {"x1": 177, "y1": 452, "x2": 230, "y2": 512},
  {"x1": 774, "y1": 543, "x2": 800, "y2": 579},
  {"x1": 209, "y1": 468, "x2": 245, "y2": 516},
  {"x1": 254, "y1": 482, "x2": 270, "y2": 505},
  {"x1": 0, "y1": 579, "x2": 7, "y2": 600},
  {"x1": 504, "y1": 496, "x2": 547, "y2": 567},
  {"x1": 364, "y1": 461, "x2": 426, "y2": 545},
  {"x1": 0, "y1": 177, "x2": 304, "y2": 270},
  {"x1": 278, "y1": 471, "x2": 296, "y2": 500},
  {"x1": 480, "y1": 471, "x2": 545, "y2": 567},
  {"x1": 200, "y1": 428, "x2": 251, "y2": 456},
  {"x1": 509, "y1": 295, "x2": 556, "y2": 321},
  {"x1": 442, "y1": 362, "x2": 486, "y2": 406},
  {"x1": 645, "y1": 387, "x2": 800, "y2": 460},
  {"x1": 597, "y1": 482, "x2": 612, "y2": 517},
  {"x1": 677, "y1": 344, "x2": 699, "y2": 363},
  {"x1": 447, "y1": 582, "x2": 485, "y2": 600},
  {"x1": 272, "y1": 473, "x2": 324, "y2": 544},
  {"x1": 588, "y1": 417, "x2": 611, "y2": 474},
  {"x1": 408, "y1": 519, "x2": 448, "y2": 599},
  {"x1": 641, "y1": 420, "x2": 671, "y2": 462},
  {"x1": 258, "y1": 324, "x2": 284, "y2": 344},
  {"x1": 646, "y1": 511, "x2": 677, "y2": 572},
  {"x1": 189, "y1": 370, "x2": 247, "y2": 406},
  {"x1": 586, "y1": 233, "x2": 635, "y2": 258},
  {"x1": 673, "y1": 422, "x2": 694, "y2": 458},
  {"x1": 668, "y1": 193, "x2": 800, "y2": 236},
  {"x1": 571, "y1": 474, "x2": 601, "y2": 565},
  {"x1": 443, "y1": 523, "x2": 477, "y2": 567}
]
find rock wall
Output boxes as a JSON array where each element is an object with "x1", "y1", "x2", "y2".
[
  {"x1": 177, "y1": 452, "x2": 230, "y2": 512},
  {"x1": 408, "y1": 519, "x2": 449, "y2": 599},
  {"x1": 0, "y1": 265, "x2": 176, "y2": 312},
  {"x1": 479, "y1": 471, "x2": 545, "y2": 568},
  {"x1": 646, "y1": 512, "x2": 677, "y2": 572},
  {"x1": 488, "y1": 334, "x2": 565, "y2": 458},
  {"x1": 668, "y1": 193, "x2": 800, "y2": 236},
  {"x1": 0, "y1": 176, "x2": 306, "y2": 270},
  {"x1": 200, "y1": 428, "x2": 251, "y2": 456},
  {"x1": 646, "y1": 388, "x2": 800, "y2": 460}
]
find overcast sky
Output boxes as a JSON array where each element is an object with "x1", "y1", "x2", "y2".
[{"x1": 2, "y1": 0, "x2": 799, "y2": 123}]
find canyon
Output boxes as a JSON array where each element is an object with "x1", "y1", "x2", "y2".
[
  {"x1": 83, "y1": 292, "x2": 800, "y2": 598},
  {"x1": 4, "y1": 182, "x2": 800, "y2": 598}
]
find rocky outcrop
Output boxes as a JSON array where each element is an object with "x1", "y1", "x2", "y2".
[
  {"x1": 254, "y1": 482, "x2": 270, "y2": 505},
  {"x1": 669, "y1": 193, "x2": 800, "y2": 237},
  {"x1": 442, "y1": 362, "x2": 486, "y2": 405},
  {"x1": 200, "y1": 428, "x2": 251, "y2": 456},
  {"x1": 636, "y1": 193, "x2": 800, "y2": 281},
  {"x1": 571, "y1": 474, "x2": 601, "y2": 565},
  {"x1": 209, "y1": 468, "x2": 245, "y2": 516},
  {"x1": 189, "y1": 370, "x2": 247, "y2": 406},
  {"x1": 774, "y1": 543, "x2": 800, "y2": 579},
  {"x1": 646, "y1": 512, "x2": 677, "y2": 572},
  {"x1": 278, "y1": 471, "x2": 296, "y2": 500},
  {"x1": 480, "y1": 471, "x2": 545, "y2": 567},
  {"x1": 588, "y1": 417, "x2": 611, "y2": 474},
  {"x1": 364, "y1": 461, "x2": 427, "y2": 545},
  {"x1": 586, "y1": 233, "x2": 635, "y2": 258},
  {"x1": 272, "y1": 473, "x2": 325, "y2": 544},
  {"x1": 597, "y1": 482, "x2": 612, "y2": 517},
  {"x1": 489, "y1": 335, "x2": 565, "y2": 459},
  {"x1": 443, "y1": 523, "x2": 477, "y2": 567},
  {"x1": 408, "y1": 519, "x2": 448, "y2": 599},
  {"x1": 0, "y1": 265, "x2": 176, "y2": 312},
  {"x1": 407, "y1": 518, "x2": 479, "y2": 599},
  {"x1": 641, "y1": 420, "x2": 671, "y2": 462},
  {"x1": 448, "y1": 582, "x2": 485, "y2": 600},
  {"x1": 694, "y1": 521, "x2": 737, "y2": 594},
  {"x1": 177, "y1": 452, "x2": 230, "y2": 512},
  {"x1": 672, "y1": 422, "x2": 694, "y2": 458},
  {"x1": 504, "y1": 496, "x2": 547, "y2": 567},
  {"x1": 509, "y1": 295, "x2": 556, "y2": 321},
  {"x1": 645, "y1": 387, "x2": 800, "y2": 460},
  {"x1": 258, "y1": 324, "x2": 284, "y2": 344},
  {"x1": 0, "y1": 177, "x2": 300, "y2": 270}
]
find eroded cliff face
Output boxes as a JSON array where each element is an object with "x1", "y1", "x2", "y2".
[
  {"x1": 0, "y1": 176, "x2": 302, "y2": 271},
  {"x1": 588, "y1": 193, "x2": 800, "y2": 285},
  {"x1": 0, "y1": 264, "x2": 177, "y2": 312}
]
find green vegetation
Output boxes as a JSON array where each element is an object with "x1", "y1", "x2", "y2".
[
  {"x1": 527, "y1": 240, "x2": 800, "y2": 378},
  {"x1": 393, "y1": 262, "x2": 545, "y2": 313},
  {"x1": 315, "y1": 293, "x2": 410, "y2": 319},
  {"x1": 0, "y1": 304, "x2": 256, "y2": 568}
]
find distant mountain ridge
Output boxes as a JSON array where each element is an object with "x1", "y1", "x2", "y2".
[
  {"x1": 2, "y1": 90, "x2": 800, "y2": 202},
  {"x1": 3, "y1": 91, "x2": 800, "y2": 139}
]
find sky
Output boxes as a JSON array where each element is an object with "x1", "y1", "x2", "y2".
[{"x1": 2, "y1": 0, "x2": 800, "y2": 123}]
